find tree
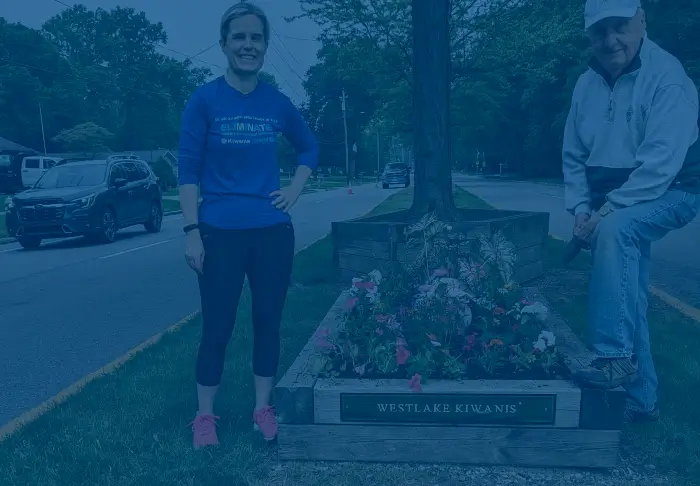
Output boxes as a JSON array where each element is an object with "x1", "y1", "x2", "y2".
[
  {"x1": 409, "y1": 0, "x2": 456, "y2": 219},
  {"x1": 51, "y1": 122, "x2": 114, "y2": 152}
]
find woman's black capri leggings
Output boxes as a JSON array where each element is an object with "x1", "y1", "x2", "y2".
[{"x1": 195, "y1": 221, "x2": 295, "y2": 386}]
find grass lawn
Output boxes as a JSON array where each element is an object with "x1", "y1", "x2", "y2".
[
  {"x1": 0, "y1": 187, "x2": 697, "y2": 485},
  {"x1": 0, "y1": 213, "x2": 7, "y2": 238},
  {"x1": 161, "y1": 199, "x2": 181, "y2": 213}
]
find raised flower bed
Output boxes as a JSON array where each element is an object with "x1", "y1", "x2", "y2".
[{"x1": 275, "y1": 214, "x2": 625, "y2": 468}]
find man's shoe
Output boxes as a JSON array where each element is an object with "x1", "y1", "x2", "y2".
[
  {"x1": 624, "y1": 406, "x2": 660, "y2": 424},
  {"x1": 573, "y1": 357, "x2": 638, "y2": 389}
]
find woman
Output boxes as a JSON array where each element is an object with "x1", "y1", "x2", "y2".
[{"x1": 177, "y1": 2, "x2": 318, "y2": 448}]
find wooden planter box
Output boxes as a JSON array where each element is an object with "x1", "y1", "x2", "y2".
[
  {"x1": 331, "y1": 208, "x2": 550, "y2": 285},
  {"x1": 274, "y1": 288, "x2": 626, "y2": 469}
]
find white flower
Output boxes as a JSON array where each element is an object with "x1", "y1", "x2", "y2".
[
  {"x1": 368, "y1": 269, "x2": 382, "y2": 285},
  {"x1": 366, "y1": 286, "x2": 380, "y2": 304},
  {"x1": 538, "y1": 330, "x2": 555, "y2": 347},
  {"x1": 533, "y1": 338, "x2": 547, "y2": 352},
  {"x1": 521, "y1": 302, "x2": 549, "y2": 322}
]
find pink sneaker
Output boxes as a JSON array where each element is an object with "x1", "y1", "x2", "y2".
[
  {"x1": 189, "y1": 413, "x2": 219, "y2": 449},
  {"x1": 253, "y1": 406, "x2": 278, "y2": 441}
]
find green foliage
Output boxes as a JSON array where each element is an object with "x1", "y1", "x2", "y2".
[
  {"x1": 51, "y1": 122, "x2": 114, "y2": 152},
  {"x1": 0, "y1": 6, "x2": 210, "y2": 152},
  {"x1": 294, "y1": 0, "x2": 700, "y2": 177},
  {"x1": 151, "y1": 156, "x2": 177, "y2": 188}
]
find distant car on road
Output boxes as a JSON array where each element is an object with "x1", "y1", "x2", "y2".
[
  {"x1": 4, "y1": 158, "x2": 163, "y2": 249},
  {"x1": 381, "y1": 162, "x2": 411, "y2": 188}
]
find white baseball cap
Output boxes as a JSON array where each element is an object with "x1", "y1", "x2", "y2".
[{"x1": 584, "y1": 0, "x2": 641, "y2": 29}]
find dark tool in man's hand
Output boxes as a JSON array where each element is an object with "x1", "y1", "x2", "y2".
[{"x1": 562, "y1": 237, "x2": 590, "y2": 266}]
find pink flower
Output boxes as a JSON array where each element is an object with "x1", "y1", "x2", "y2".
[
  {"x1": 396, "y1": 337, "x2": 407, "y2": 347},
  {"x1": 432, "y1": 268, "x2": 448, "y2": 277},
  {"x1": 315, "y1": 336, "x2": 335, "y2": 350},
  {"x1": 353, "y1": 281, "x2": 376, "y2": 290},
  {"x1": 354, "y1": 363, "x2": 366, "y2": 376},
  {"x1": 375, "y1": 328, "x2": 384, "y2": 335},
  {"x1": 345, "y1": 297, "x2": 358, "y2": 310},
  {"x1": 493, "y1": 307, "x2": 505, "y2": 315},
  {"x1": 479, "y1": 269, "x2": 486, "y2": 278},
  {"x1": 408, "y1": 373, "x2": 422, "y2": 392},
  {"x1": 464, "y1": 333, "x2": 477, "y2": 352},
  {"x1": 418, "y1": 284, "x2": 434, "y2": 293},
  {"x1": 396, "y1": 346, "x2": 410, "y2": 365},
  {"x1": 521, "y1": 298, "x2": 533, "y2": 305}
]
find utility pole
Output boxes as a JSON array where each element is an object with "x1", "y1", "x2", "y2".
[
  {"x1": 376, "y1": 131, "x2": 381, "y2": 176},
  {"x1": 39, "y1": 102, "x2": 47, "y2": 155},
  {"x1": 340, "y1": 88, "x2": 350, "y2": 187}
]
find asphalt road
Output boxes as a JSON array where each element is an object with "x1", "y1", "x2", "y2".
[
  {"x1": 453, "y1": 174, "x2": 700, "y2": 308},
  {"x1": 0, "y1": 183, "x2": 399, "y2": 427}
]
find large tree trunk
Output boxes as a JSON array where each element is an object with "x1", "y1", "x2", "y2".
[{"x1": 409, "y1": 0, "x2": 457, "y2": 221}]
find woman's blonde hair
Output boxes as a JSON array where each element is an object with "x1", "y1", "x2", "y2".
[{"x1": 220, "y1": 3, "x2": 270, "y2": 44}]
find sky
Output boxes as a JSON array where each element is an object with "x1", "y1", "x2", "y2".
[{"x1": 2, "y1": 0, "x2": 322, "y2": 104}]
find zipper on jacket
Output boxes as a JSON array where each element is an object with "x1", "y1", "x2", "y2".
[{"x1": 607, "y1": 90, "x2": 615, "y2": 121}]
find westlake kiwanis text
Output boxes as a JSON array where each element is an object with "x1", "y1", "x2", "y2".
[
  {"x1": 340, "y1": 393, "x2": 556, "y2": 425},
  {"x1": 376, "y1": 403, "x2": 518, "y2": 414}
]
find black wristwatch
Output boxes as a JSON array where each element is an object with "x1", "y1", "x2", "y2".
[{"x1": 183, "y1": 223, "x2": 199, "y2": 234}]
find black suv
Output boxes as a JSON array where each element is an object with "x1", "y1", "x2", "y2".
[
  {"x1": 381, "y1": 163, "x2": 411, "y2": 188},
  {"x1": 4, "y1": 158, "x2": 163, "y2": 249}
]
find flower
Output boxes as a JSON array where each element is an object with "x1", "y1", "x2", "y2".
[
  {"x1": 345, "y1": 297, "x2": 359, "y2": 310},
  {"x1": 489, "y1": 338, "x2": 504, "y2": 346},
  {"x1": 354, "y1": 363, "x2": 366, "y2": 376},
  {"x1": 375, "y1": 314, "x2": 390, "y2": 323},
  {"x1": 396, "y1": 337, "x2": 407, "y2": 347},
  {"x1": 396, "y1": 346, "x2": 410, "y2": 365},
  {"x1": 464, "y1": 333, "x2": 477, "y2": 352},
  {"x1": 354, "y1": 280, "x2": 376, "y2": 290},
  {"x1": 408, "y1": 373, "x2": 422, "y2": 392},
  {"x1": 522, "y1": 302, "x2": 549, "y2": 321},
  {"x1": 533, "y1": 338, "x2": 547, "y2": 352},
  {"x1": 315, "y1": 336, "x2": 335, "y2": 350},
  {"x1": 493, "y1": 307, "x2": 505, "y2": 315},
  {"x1": 426, "y1": 333, "x2": 441, "y2": 347},
  {"x1": 368, "y1": 269, "x2": 382, "y2": 284},
  {"x1": 432, "y1": 268, "x2": 448, "y2": 277},
  {"x1": 538, "y1": 330, "x2": 556, "y2": 347}
]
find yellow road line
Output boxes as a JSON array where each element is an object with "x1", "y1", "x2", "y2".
[{"x1": 0, "y1": 311, "x2": 201, "y2": 442}]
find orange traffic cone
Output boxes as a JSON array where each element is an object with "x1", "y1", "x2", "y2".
[{"x1": 347, "y1": 187, "x2": 353, "y2": 194}]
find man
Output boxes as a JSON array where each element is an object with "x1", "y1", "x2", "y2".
[{"x1": 563, "y1": 0, "x2": 700, "y2": 423}]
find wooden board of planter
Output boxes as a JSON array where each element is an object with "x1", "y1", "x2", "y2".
[
  {"x1": 274, "y1": 288, "x2": 626, "y2": 469},
  {"x1": 331, "y1": 208, "x2": 550, "y2": 285}
]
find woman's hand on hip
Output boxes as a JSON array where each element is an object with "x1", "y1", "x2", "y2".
[
  {"x1": 270, "y1": 185, "x2": 303, "y2": 213},
  {"x1": 185, "y1": 230, "x2": 205, "y2": 274}
]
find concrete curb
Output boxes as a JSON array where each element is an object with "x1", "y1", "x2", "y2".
[
  {"x1": 0, "y1": 225, "x2": 327, "y2": 441},
  {"x1": 0, "y1": 211, "x2": 183, "y2": 247},
  {"x1": 0, "y1": 311, "x2": 201, "y2": 442}
]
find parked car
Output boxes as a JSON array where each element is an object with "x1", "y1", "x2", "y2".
[
  {"x1": 0, "y1": 151, "x2": 36, "y2": 193},
  {"x1": 20, "y1": 156, "x2": 64, "y2": 188},
  {"x1": 381, "y1": 163, "x2": 411, "y2": 188},
  {"x1": 4, "y1": 158, "x2": 163, "y2": 249}
]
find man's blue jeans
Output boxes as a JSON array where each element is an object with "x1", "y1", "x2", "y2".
[{"x1": 588, "y1": 189, "x2": 700, "y2": 412}]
